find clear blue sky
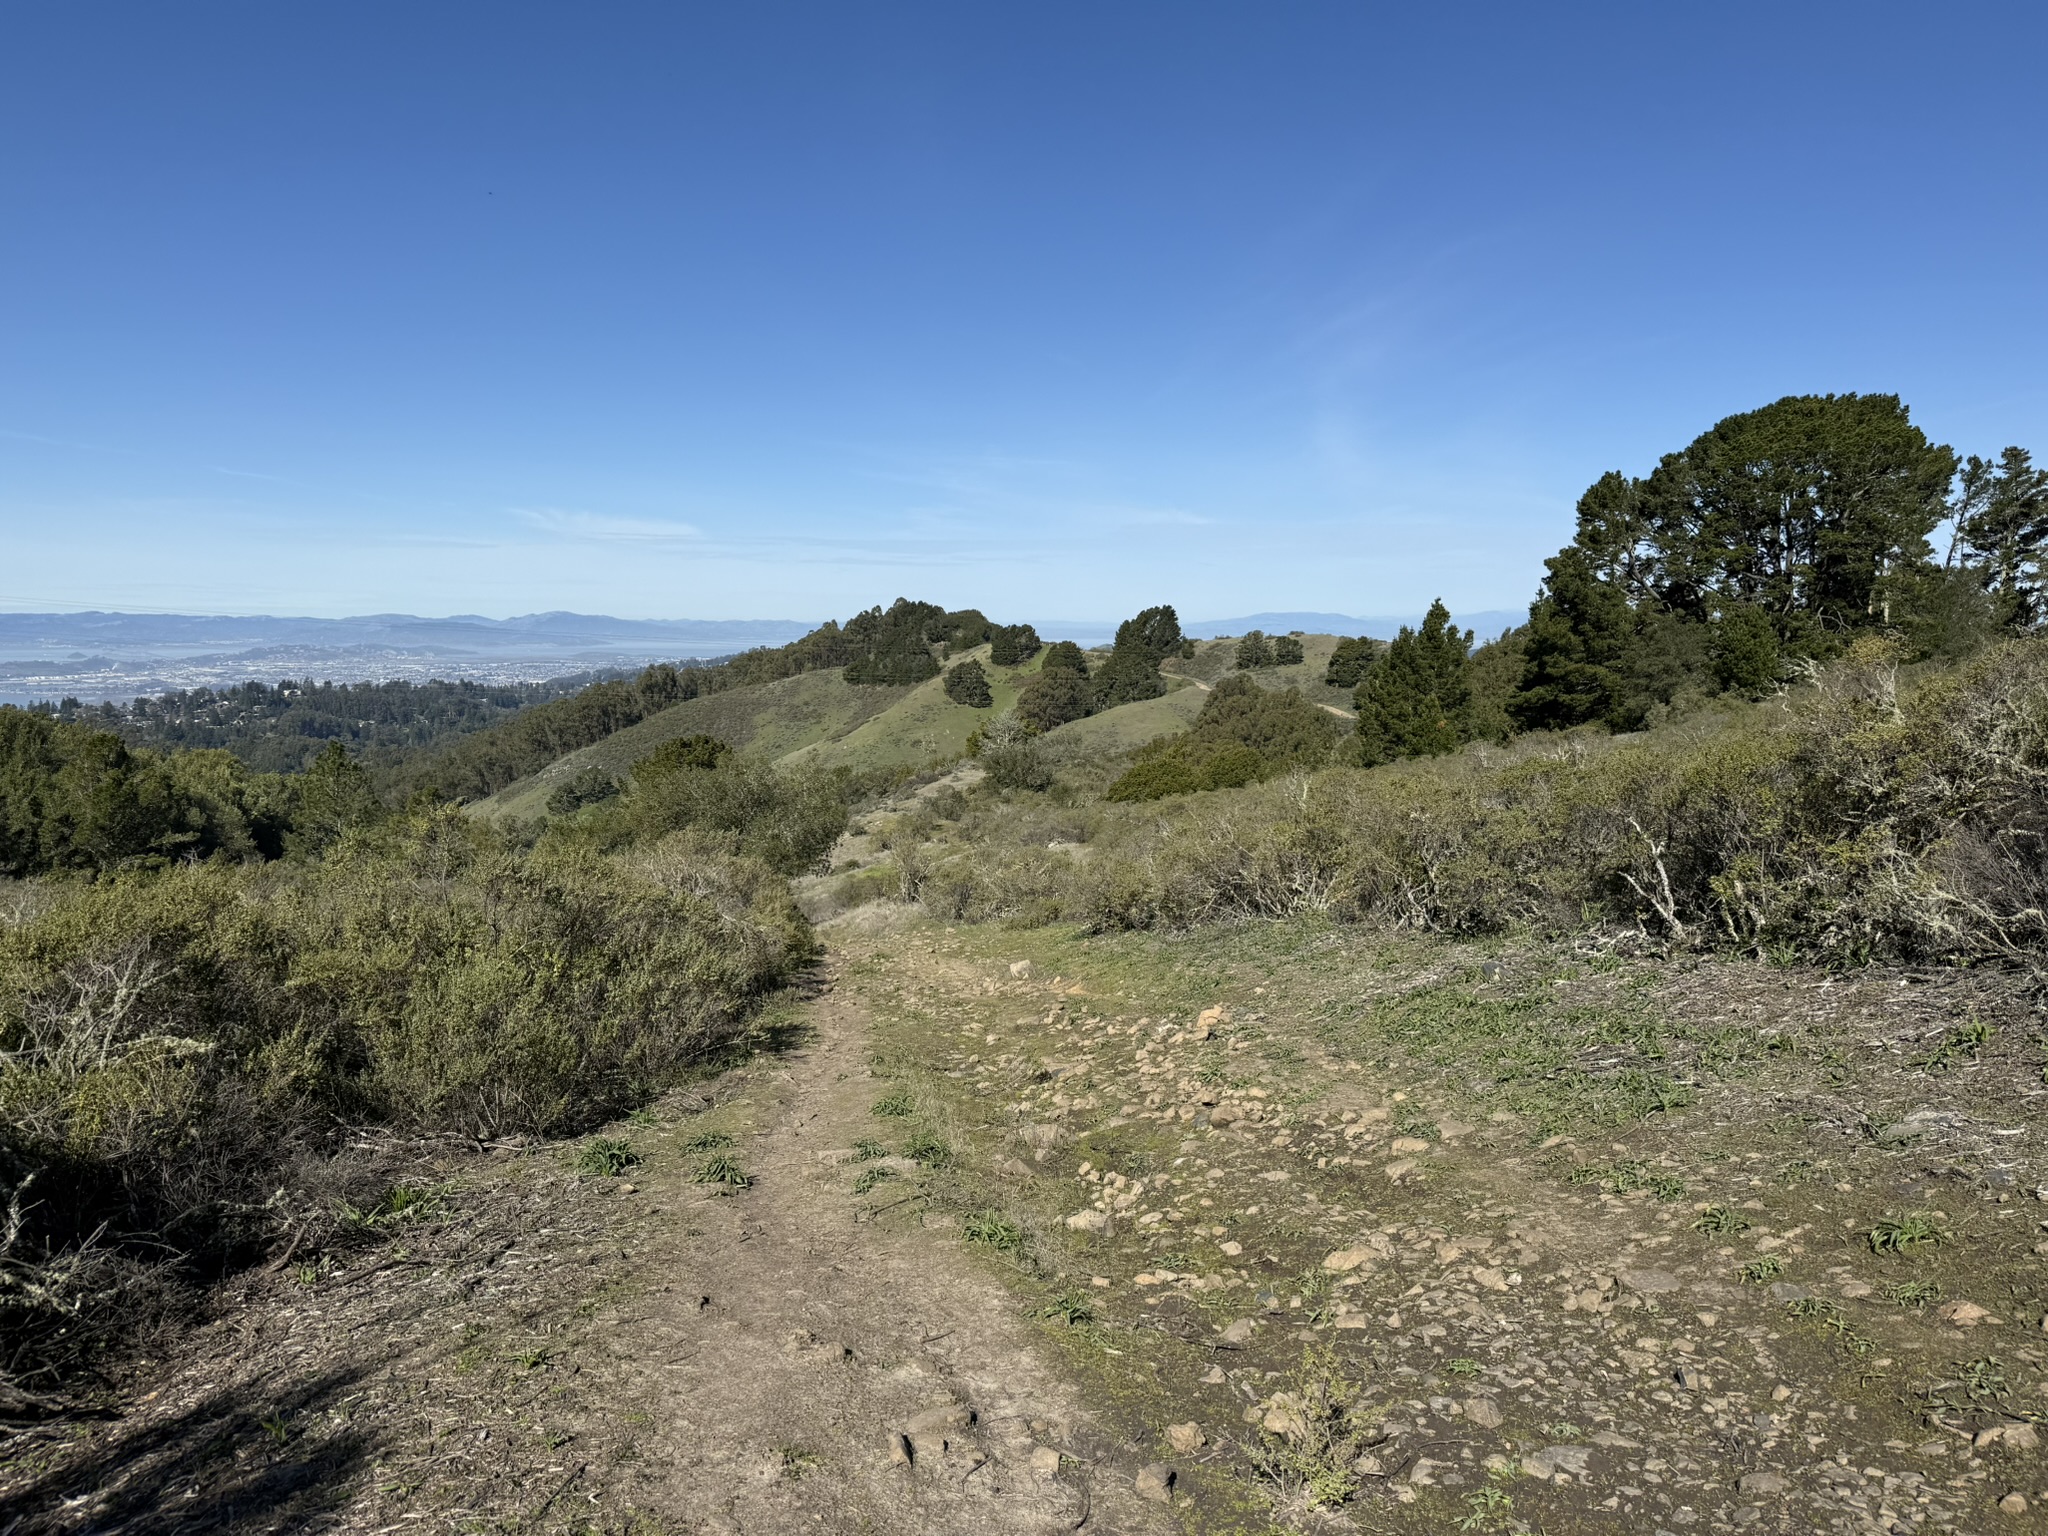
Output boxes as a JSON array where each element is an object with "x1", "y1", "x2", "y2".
[{"x1": 3, "y1": 3, "x2": 2043, "y2": 623}]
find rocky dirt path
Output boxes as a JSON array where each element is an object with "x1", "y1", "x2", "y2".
[
  {"x1": 830, "y1": 920, "x2": 2048, "y2": 1535},
  {"x1": 607, "y1": 972, "x2": 1180, "y2": 1536}
]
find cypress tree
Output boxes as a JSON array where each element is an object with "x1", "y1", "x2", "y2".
[
  {"x1": 943, "y1": 658, "x2": 994, "y2": 708},
  {"x1": 1235, "y1": 631, "x2": 1274, "y2": 669},
  {"x1": 1510, "y1": 546, "x2": 1633, "y2": 731},
  {"x1": 1324, "y1": 636, "x2": 1380, "y2": 688},
  {"x1": 1354, "y1": 600, "x2": 1472, "y2": 765}
]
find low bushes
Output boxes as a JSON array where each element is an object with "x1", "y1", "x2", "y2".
[
  {"x1": 930, "y1": 637, "x2": 2048, "y2": 974},
  {"x1": 0, "y1": 809, "x2": 813, "y2": 1398}
]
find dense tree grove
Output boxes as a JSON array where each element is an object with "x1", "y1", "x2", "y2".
[
  {"x1": 1355, "y1": 601, "x2": 1474, "y2": 764},
  {"x1": 1271, "y1": 634, "x2": 1305, "y2": 666},
  {"x1": 988, "y1": 623, "x2": 1042, "y2": 665},
  {"x1": 1509, "y1": 394, "x2": 2042, "y2": 731},
  {"x1": 80, "y1": 675, "x2": 604, "y2": 778},
  {"x1": 1235, "y1": 631, "x2": 1274, "y2": 669},
  {"x1": 1092, "y1": 604, "x2": 1180, "y2": 707}
]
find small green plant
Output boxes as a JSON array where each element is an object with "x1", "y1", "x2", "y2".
[
  {"x1": 681, "y1": 1129, "x2": 734, "y2": 1153},
  {"x1": 1393, "y1": 1109, "x2": 1439, "y2": 1142},
  {"x1": 852, "y1": 1137, "x2": 888, "y2": 1160},
  {"x1": 1456, "y1": 1484, "x2": 1514, "y2": 1532},
  {"x1": 1543, "y1": 1422, "x2": 1580, "y2": 1440},
  {"x1": 1787, "y1": 1296, "x2": 1841, "y2": 1321},
  {"x1": 513, "y1": 1348, "x2": 553, "y2": 1371},
  {"x1": 900, "y1": 1130, "x2": 953, "y2": 1167},
  {"x1": 692, "y1": 1152, "x2": 750, "y2": 1190},
  {"x1": 1034, "y1": 1289, "x2": 1096, "y2": 1326},
  {"x1": 852, "y1": 1165, "x2": 897, "y2": 1195},
  {"x1": 257, "y1": 1412, "x2": 293, "y2": 1447},
  {"x1": 1691, "y1": 1205, "x2": 1751, "y2": 1235},
  {"x1": 1867, "y1": 1212, "x2": 1948, "y2": 1255},
  {"x1": 775, "y1": 1446, "x2": 820, "y2": 1479},
  {"x1": 1736, "y1": 1255, "x2": 1785, "y2": 1285},
  {"x1": 338, "y1": 1183, "x2": 446, "y2": 1231},
  {"x1": 872, "y1": 1090, "x2": 917, "y2": 1118},
  {"x1": 963, "y1": 1210, "x2": 1026, "y2": 1253},
  {"x1": 575, "y1": 1137, "x2": 639, "y2": 1177},
  {"x1": 1884, "y1": 1278, "x2": 1940, "y2": 1306},
  {"x1": 1954, "y1": 1356, "x2": 2009, "y2": 1402},
  {"x1": 1444, "y1": 1357, "x2": 1482, "y2": 1378},
  {"x1": 1915, "y1": 1017, "x2": 1992, "y2": 1073},
  {"x1": 1570, "y1": 1159, "x2": 1687, "y2": 1201}
]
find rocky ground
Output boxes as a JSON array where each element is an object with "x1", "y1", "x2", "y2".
[{"x1": 5, "y1": 901, "x2": 2044, "y2": 1535}]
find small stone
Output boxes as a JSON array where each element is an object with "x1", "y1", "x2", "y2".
[
  {"x1": 2003, "y1": 1422, "x2": 2040, "y2": 1451},
  {"x1": 1028, "y1": 1445, "x2": 1062, "y2": 1479},
  {"x1": 1480, "y1": 961, "x2": 1504, "y2": 981},
  {"x1": 1999, "y1": 1492, "x2": 2029, "y2": 1515},
  {"x1": 1618, "y1": 1268, "x2": 1682, "y2": 1295},
  {"x1": 1383, "y1": 1158, "x2": 1417, "y2": 1181},
  {"x1": 1522, "y1": 1445, "x2": 1594, "y2": 1480},
  {"x1": 1770, "y1": 1384, "x2": 1792, "y2": 1402},
  {"x1": 1218, "y1": 1317, "x2": 1256, "y2": 1345},
  {"x1": 1767, "y1": 1282, "x2": 1810, "y2": 1303},
  {"x1": 1837, "y1": 1279, "x2": 1873, "y2": 1299},
  {"x1": 1009, "y1": 960, "x2": 1034, "y2": 978},
  {"x1": 1738, "y1": 1471, "x2": 1788, "y2": 1496},
  {"x1": 1389, "y1": 1136, "x2": 1431, "y2": 1155},
  {"x1": 1674, "y1": 1365, "x2": 1704, "y2": 1391},
  {"x1": 1464, "y1": 1397, "x2": 1503, "y2": 1429},
  {"x1": 888, "y1": 1432, "x2": 913, "y2": 1467},
  {"x1": 1322, "y1": 1246, "x2": 1376, "y2": 1272},
  {"x1": 1200, "y1": 1365, "x2": 1227, "y2": 1385},
  {"x1": 907, "y1": 1402, "x2": 975, "y2": 1437},
  {"x1": 1065, "y1": 1209, "x2": 1111, "y2": 1233},
  {"x1": 1166, "y1": 1421, "x2": 1206, "y2": 1453},
  {"x1": 1135, "y1": 1462, "x2": 1176, "y2": 1502},
  {"x1": 1937, "y1": 1299, "x2": 1994, "y2": 1327}
]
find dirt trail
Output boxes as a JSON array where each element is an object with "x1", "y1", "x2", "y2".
[{"x1": 611, "y1": 974, "x2": 1179, "y2": 1535}]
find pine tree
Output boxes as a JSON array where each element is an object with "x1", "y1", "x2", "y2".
[
  {"x1": 1354, "y1": 600, "x2": 1472, "y2": 764},
  {"x1": 1271, "y1": 634, "x2": 1305, "y2": 666},
  {"x1": 1510, "y1": 546, "x2": 1633, "y2": 730},
  {"x1": 1015, "y1": 667, "x2": 1092, "y2": 732},
  {"x1": 1235, "y1": 631, "x2": 1274, "y2": 669},
  {"x1": 988, "y1": 623, "x2": 1042, "y2": 666}
]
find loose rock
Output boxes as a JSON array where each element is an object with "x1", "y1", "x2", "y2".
[{"x1": 1135, "y1": 1462, "x2": 1176, "y2": 1502}]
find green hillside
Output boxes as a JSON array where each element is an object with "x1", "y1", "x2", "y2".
[{"x1": 476, "y1": 667, "x2": 913, "y2": 819}]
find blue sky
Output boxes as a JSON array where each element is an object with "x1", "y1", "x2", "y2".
[{"x1": 2, "y1": 2, "x2": 2043, "y2": 623}]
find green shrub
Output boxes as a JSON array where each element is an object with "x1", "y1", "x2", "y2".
[
  {"x1": 0, "y1": 807, "x2": 812, "y2": 1391},
  {"x1": 1106, "y1": 676, "x2": 1344, "y2": 802}
]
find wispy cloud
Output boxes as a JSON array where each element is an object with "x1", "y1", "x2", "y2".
[{"x1": 518, "y1": 508, "x2": 703, "y2": 542}]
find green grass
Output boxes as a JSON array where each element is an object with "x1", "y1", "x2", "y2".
[
  {"x1": 681, "y1": 1129, "x2": 734, "y2": 1153},
  {"x1": 871, "y1": 1090, "x2": 917, "y2": 1118},
  {"x1": 962, "y1": 1210, "x2": 1026, "y2": 1253},
  {"x1": 692, "y1": 1152, "x2": 750, "y2": 1189},
  {"x1": 1868, "y1": 1212, "x2": 1948, "y2": 1255},
  {"x1": 900, "y1": 1129, "x2": 952, "y2": 1167},
  {"x1": 1736, "y1": 1255, "x2": 1785, "y2": 1285},
  {"x1": 1690, "y1": 1204, "x2": 1750, "y2": 1235},
  {"x1": 574, "y1": 1137, "x2": 639, "y2": 1177}
]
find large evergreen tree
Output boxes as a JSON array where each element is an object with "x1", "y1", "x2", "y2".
[
  {"x1": 1324, "y1": 636, "x2": 1381, "y2": 688},
  {"x1": 1354, "y1": 600, "x2": 1473, "y2": 764},
  {"x1": 943, "y1": 658, "x2": 994, "y2": 708},
  {"x1": 1952, "y1": 446, "x2": 2048, "y2": 628}
]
